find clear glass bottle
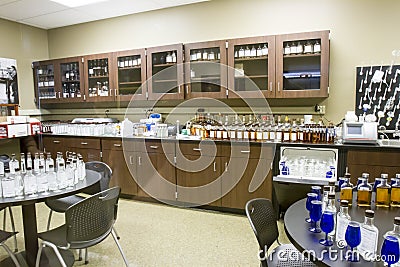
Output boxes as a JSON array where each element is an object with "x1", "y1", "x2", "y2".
[
  {"x1": 33, "y1": 152, "x2": 40, "y2": 174},
  {"x1": 55, "y1": 152, "x2": 65, "y2": 172},
  {"x1": 296, "y1": 42, "x2": 303, "y2": 54},
  {"x1": 57, "y1": 162, "x2": 67, "y2": 190},
  {"x1": 242, "y1": 115, "x2": 249, "y2": 140},
  {"x1": 262, "y1": 44, "x2": 268, "y2": 56},
  {"x1": 322, "y1": 185, "x2": 330, "y2": 212},
  {"x1": 383, "y1": 217, "x2": 400, "y2": 242},
  {"x1": 326, "y1": 193, "x2": 337, "y2": 238},
  {"x1": 45, "y1": 152, "x2": 54, "y2": 173},
  {"x1": 359, "y1": 210, "x2": 379, "y2": 260},
  {"x1": 335, "y1": 200, "x2": 351, "y2": 245},
  {"x1": 0, "y1": 161, "x2": 4, "y2": 178},
  {"x1": 313, "y1": 40, "x2": 321, "y2": 53},
  {"x1": 238, "y1": 47, "x2": 245, "y2": 58},
  {"x1": 14, "y1": 168, "x2": 24, "y2": 199},
  {"x1": 9, "y1": 153, "x2": 18, "y2": 174},
  {"x1": 47, "y1": 164, "x2": 59, "y2": 192},
  {"x1": 65, "y1": 161, "x2": 75, "y2": 188},
  {"x1": 340, "y1": 173, "x2": 353, "y2": 205},
  {"x1": 357, "y1": 173, "x2": 372, "y2": 207},
  {"x1": 229, "y1": 115, "x2": 238, "y2": 140},
  {"x1": 79, "y1": 155, "x2": 86, "y2": 180},
  {"x1": 304, "y1": 40, "x2": 314, "y2": 54},
  {"x1": 284, "y1": 43, "x2": 291, "y2": 55},
  {"x1": 376, "y1": 174, "x2": 391, "y2": 208},
  {"x1": 391, "y1": 175, "x2": 400, "y2": 207},
  {"x1": 2, "y1": 169, "x2": 15, "y2": 198},
  {"x1": 24, "y1": 167, "x2": 37, "y2": 197},
  {"x1": 20, "y1": 152, "x2": 26, "y2": 174},
  {"x1": 222, "y1": 115, "x2": 229, "y2": 140},
  {"x1": 36, "y1": 165, "x2": 49, "y2": 195}
]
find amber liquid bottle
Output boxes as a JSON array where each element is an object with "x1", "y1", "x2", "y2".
[
  {"x1": 390, "y1": 175, "x2": 400, "y2": 207},
  {"x1": 357, "y1": 174, "x2": 372, "y2": 207},
  {"x1": 376, "y1": 176, "x2": 390, "y2": 208}
]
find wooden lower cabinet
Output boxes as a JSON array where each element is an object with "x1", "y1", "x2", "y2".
[
  {"x1": 347, "y1": 150, "x2": 400, "y2": 183},
  {"x1": 41, "y1": 136, "x2": 68, "y2": 157},
  {"x1": 102, "y1": 139, "x2": 137, "y2": 196}
]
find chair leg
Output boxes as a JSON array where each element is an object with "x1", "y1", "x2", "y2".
[
  {"x1": 111, "y1": 229, "x2": 129, "y2": 267},
  {"x1": 46, "y1": 210, "x2": 53, "y2": 231},
  {"x1": 1, "y1": 243, "x2": 20, "y2": 267},
  {"x1": 2, "y1": 208, "x2": 7, "y2": 230},
  {"x1": 7, "y1": 207, "x2": 18, "y2": 252},
  {"x1": 42, "y1": 241, "x2": 67, "y2": 267},
  {"x1": 78, "y1": 249, "x2": 82, "y2": 261},
  {"x1": 35, "y1": 243, "x2": 45, "y2": 267},
  {"x1": 112, "y1": 226, "x2": 120, "y2": 240},
  {"x1": 84, "y1": 248, "x2": 89, "y2": 264}
]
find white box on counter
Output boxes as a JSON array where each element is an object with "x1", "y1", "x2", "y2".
[
  {"x1": 0, "y1": 123, "x2": 29, "y2": 138},
  {"x1": 7, "y1": 115, "x2": 29, "y2": 124}
]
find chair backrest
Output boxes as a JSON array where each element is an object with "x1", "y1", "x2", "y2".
[
  {"x1": 84, "y1": 161, "x2": 113, "y2": 194},
  {"x1": 65, "y1": 186, "x2": 121, "y2": 245},
  {"x1": 245, "y1": 198, "x2": 279, "y2": 251}
]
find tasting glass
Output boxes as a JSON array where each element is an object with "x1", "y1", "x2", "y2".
[
  {"x1": 305, "y1": 192, "x2": 319, "y2": 223},
  {"x1": 319, "y1": 211, "x2": 335, "y2": 246},
  {"x1": 345, "y1": 221, "x2": 361, "y2": 262},
  {"x1": 309, "y1": 200, "x2": 322, "y2": 233},
  {"x1": 381, "y1": 235, "x2": 400, "y2": 267}
]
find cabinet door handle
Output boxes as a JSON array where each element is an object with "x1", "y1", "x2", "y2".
[
  {"x1": 240, "y1": 150, "x2": 250, "y2": 154},
  {"x1": 277, "y1": 82, "x2": 280, "y2": 92},
  {"x1": 225, "y1": 162, "x2": 228, "y2": 172},
  {"x1": 186, "y1": 85, "x2": 189, "y2": 94},
  {"x1": 113, "y1": 143, "x2": 122, "y2": 147},
  {"x1": 53, "y1": 140, "x2": 60, "y2": 144},
  {"x1": 138, "y1": 156, "x2": 142, "y2": 166},
  {"x1": 81, "y1": 142, "x2": 88, "y2": 145},
  {"x1": 149, "y1": 145, "x2": 158, "y2": 149},
  {"x1": 193, "y1": 148, "x2": 201, "y2": 151},
  {"x1": 84, "y1": 95, "x2": 86, "y2": 101},
  {"x1": 213, "y1": 162, "x2": 216, "y2": 172},
  {"x1": 114, "y1": 89, "x2": 117, "y2": 96},
  {"x1": 110, "y1": 89, "x2": 113, "y2": 96},
  {"x1": 58, "y1": 92, "x2": 61, "y2": 99},
  {"x1": 129, "y1": 155, "x2": 133, "y2": 165},
  {"x1": 269, "y1": 82, "x2": 273, "y2": 92}
]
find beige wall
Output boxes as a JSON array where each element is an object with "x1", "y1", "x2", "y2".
[
  {"x1": 43, "y1": 0, "x2": 400, "y2": 123},
  {"x1": 0, "y1": 18, "x2": 49, "y2": 111}
]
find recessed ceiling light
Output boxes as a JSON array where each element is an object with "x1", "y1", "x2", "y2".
[{"x1": 50, "y1": 0, "x2": 108, "y2": 8}]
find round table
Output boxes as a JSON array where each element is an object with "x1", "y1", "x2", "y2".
[
  {"x1": 284, "y1": 194, "x2": 400, "y2": 266},
  {"x1": 0, "y1": 169, "x2": 101, "y2": 267}
]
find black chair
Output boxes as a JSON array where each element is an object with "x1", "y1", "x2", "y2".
[
  {"x1": 245, "y1": 198, "x2": 315, "y2": 267},
  {"x1": 45, "y1": 161, "x2": 119, "y2": 263},
  {"x1": 1, "y1": 207, "x2": 18, "y2": 252},
  {"x1": 0, "y1": 229, "x2": 20, "y2": 267},
  {"x1": 36, "y1": 187, "x2": 129, "y2": 267}
]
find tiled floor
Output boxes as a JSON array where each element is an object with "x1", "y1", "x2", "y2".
[{"x1": 0, "y1": 199, "x2": 289, "y2": 266}]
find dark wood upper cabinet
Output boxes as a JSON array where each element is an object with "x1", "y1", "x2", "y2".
[
  {"x1": 227, "y1": 35, "x2": 276, "y2": 99},
  {"x1": 83, "y1": 52, "x2": 115, "y2": 102},
  {"x1": 146, "y1": 44, "x2": 184, "y2": 100},
  {"x1": 275, "y1": 30, "x2": 330, "y2": 98},
  {"x1": 33, "y1": 59, "x2": 58, "y2": 105},
  {"x1": 57, "y1": 57, "x2": 85, "y2": 103},
  {"x1": 114, "y1": 48, "x2": 147, "y2": 101},
  {"x1": 184, "y1": 40, "x2": 227, "y2": 99}
]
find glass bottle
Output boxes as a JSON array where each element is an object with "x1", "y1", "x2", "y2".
[
  {"x1": 222, "y1": 115, "x2": 229, "y2": 140},
  {"x1": 290, "y1": 120, "x2": 297, "y2": 142},
  {"x1": 244, "y1": 46, "x2": 251, "y2": 57},
  {"x1": 290, "y1": 42, "x2": 297, "y2": 54},
  {"x1": 26, "y1": 152, "x2": 32, "y2": 170},
  {"x1": 36, "y1": 165, "x2": 49, "y2": 195},
  {"x1": 55, "y1": 152, "x2": 65, "y2": 172},
  {"x1": 0, "y1": 161, "x2": 3, "y2": 177},
  {"x1": 47, "y1": 164, "x2": 59, "y2": 192},
  {"x1": 296, "y1": 42, "x2": 304, "y2": 54},
  {"x1": 238, "y1": 47, "x2": 245, "y2": 58},
  {"x1": 284, "y1": 43, "x2": 291, "y2": 55},
  {"x1": 322, "y1": 185, "x2": 330, "y2": 212},
  {"x1": 326, "y1": 193, "x2": 337, "y2": 238},
  {"x1": 314, "y1": 40, "x2": 321, "y2": 53},
  {"x1": 357, "y1": 173, "x2": 372, "y2": 207},
  {"x1": 229, "y1": 115, "x2": 238, "y2": 140},
  {"x1": 383, "y1": 217, "x2": 400, "y2": 243},
  {"x1": 340, "y1": 173, "x2": 353, "y2": 205},
  {"x1": 262, "y1": 44, "x2": 268, "y2": 56},
  {"x1": 376, "y1": 174, "x2": 391, "y2": 208},
  {"x1": 242, "y1": 115, "x2": 249, "y2": 140},
  {"x1": 14, "y1": 168, "x2": 24, "y2": 199},
  {"x1": 9, "y1": 153, "x2": 18, "y2": 174},
  {"x1": 359, "y1": 210, "x2": 379, "y2": 261},
  {"x1": 57, "y1": 162, "x2": 67, "y2": 190},
  {"x1": 20, "y1": 153, "x2": 26, "y2": 174},
  {"x1": 391, "y1": 176, "x2": 400, "y2": 207},
  {"x1": 24, "y1": 167, "x2": 37, "y2": 197},
  {"x1": 39, "y1": 152, "x2": 45, "y2": 171},
  {"x1": 282, "y1": 116, "x2": 290, "y2": 142},
  {"x1": 304, "y1": 41, "x2": 313, "y2": 54},
  {"x1": 65, "y1": 161, "x2": 75, "y2": 188},
  {"x1": 335, "y1": 200, "x2": 351, "y2": 246},
  {"x1": 45, "y1": 152, "x2": 54, "y2": 173},
  {"x1": 250, "y1": 46, "x2": 257, "y2": 57},
  {"x1": 79, "y1": 155, "x2": 86, "y2": 180},
  {"x1": 2, "y1": 169, "x2": 15, "y2": 198},
  {"x1": 256, "y1": 45, "x2": 262, "y2": 57}
]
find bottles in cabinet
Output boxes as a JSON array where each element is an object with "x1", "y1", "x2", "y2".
[
  {"x1": 118, "y1": 56, "x2": 142, "y2": 68},
  {"x1": 87, "y1": 58, "x2": 110, "y2": 98},
  {"x1": 152, "y1": 51, "x2": 177, "y2": 65},
  {"x1": 61, "y1": 61, "x2": 82, "y2": 99},
  {"x1": 88, "y1": 58, "x2": 108, "y2": 77},
  {"x1": 36, "y1": 65, "x2": 55, "y2": 99},
  {"x1": 190, "y1": 48, "x2": 220, "y2": 61},
  {"x1": 283, "y1": 39, "x2": 321, "y2": 55},
  {"x1": 234, "y1": 44, "x2": 268, "y2": 58}
]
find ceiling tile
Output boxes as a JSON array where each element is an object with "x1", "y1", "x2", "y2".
[
  {"x1": 0, "y1": 0, "x2": 67, "y2": 21},
  {"x1": 20, "y1": 8, "x2": 93, "y2": 29}
]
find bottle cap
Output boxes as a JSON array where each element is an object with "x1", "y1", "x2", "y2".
[
  {"x1": 329, "y1": 181, "x2": 335, "y2": 186},
  {"x1": 26, "y1": 167, "x2": 32, "y2": 171},
  {"x1": 340, "y1": 200, "x2": 349, "y2": 207},
  {"x1": 328, "y1": 193, "x2": 335, "y2": 199},
  {"x1": 394, "y1": 217, "x2": 400, "y2": 225},
  {"x1": 362, "y1": 173, "x2": 370, "y2": 179},
  {"x1": 365, "y1": 210, "x2": 375, "y2": 218},
  {"x1": 381, "y1": 173, "x2": 389, "y2": 179},
  {"x1": 4, "y1": 169, "x2": 10, "y2": 173},
  {"x1": 323, "y1": 186, "x2": 330, "y2": 192},
  {"x1": 344, "y1": 172, "x2": 351, "y2": 178},
  {"x1": 396, "y1": 174, "x2": 400, "y2": 179},
  {"x1": 15, "y1": 168, "x2": 20, "y2": 172}
]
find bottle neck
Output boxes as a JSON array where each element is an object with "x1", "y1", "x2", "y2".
[
  {"x1": 393, "y1": 224, "x2": 400, "y2": 234},
  {"x1": 328, "y1": 198, "x2": 336, "y2": 208},
  {"x1": 340, "y1": 206, "x2": 349, "y2": 216},
  {"x1": 364, "y1": 217, "x2": 374, "y2": 226}
]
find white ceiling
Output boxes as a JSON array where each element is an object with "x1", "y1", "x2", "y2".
[{"x1": 0, "y1": 0, "x2": 209, "y2": 29}]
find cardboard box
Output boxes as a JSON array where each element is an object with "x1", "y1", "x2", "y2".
[
  {"x1": 28, "y1": 122, "x2": 41, "y2": 135},
  {"x1": 7, "y1": 116, "x2": 29, "y2": 124},
  {"x1": 0, "y1": 123, "x2": 28, "y2": 138}
]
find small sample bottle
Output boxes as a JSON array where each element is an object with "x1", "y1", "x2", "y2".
[
  {"x1": 391, "y1": 176, "x2": 400, "y2": 207},
  {"x1": 383, "y1": 217, "x2": 400, "y2": 243},
  {"x1": 335, "y1": 200, "x2": 351, "y2": 246},
  {"x1": 376, "y1": 174, "x2": 391, "y2": 208},
  {"x1": 357, "y1": 173, "x2": 372, "y2": 207},
  {"x1": 322, "y1": 185, "x2": 330, "y2": 212},
  {"x1": 340, "y1": 173, "x2": 353, "y2": 205},
  {"x1": 326, "y1": 193, "x2": 337, "y2": 238},
  {"x1": 2, "y1": 169, "x2": 15, "y2": 198},
  {"x1": 359, "y1": 210, "x2": 379, "y2": 261},
  {"x1": 24, "y1": 167, "x2": 37, "y2": 197}
]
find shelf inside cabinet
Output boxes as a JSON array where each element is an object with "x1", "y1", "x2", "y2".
[
  {"x1": 283, "y1": 53, "x2": 321, "y2": 58},
  {"x1": 235, "y1": 75, "x2": 268, "y2": 79},
  {"x1": 153, "y1": 79, "x2": 178, "y2": 83},
  {"x1": 38, "y1": 74, "x2": 54, "y2": 77},
  {"x1": 119, "y1": 81, "x2": 142, "y2": 85},
  {"x1": 234, "y1": 56, "x2": 268, "y2": 62},
  {"x1": 61, "y1": 80, "x2": 80, "y2": 83},
  {"x1": 89, "y1": 75, "x2": 109, "y2": 79},
  {"x1": 153, "y1": 63, "x2": 176, "y2": 68},
  {"x1": 191, "y1": 77, "x2": 220, "y2": 82},
  {"x1": 118, "y1": 66, "x2": 141, "y2": 70},
  {"x1": 190, "y1": 59, "x2": 220, "y2": 63}
]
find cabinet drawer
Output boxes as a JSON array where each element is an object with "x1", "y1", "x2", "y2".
[
  {"x1": 348, "y1": 150, "x2": 400, "y2": 166},
  {"x1": 68, "y1": 137, "x2": 101, "y2": 149},
  {"x1": 177, "y1": 140, "x2": 221, "y2": 156},
  {"x1": 102, "y1": 138, "x2": 123, "y2": 151},
  {"x1": 222, "y1": 143, "x2": 275, "y2": 159},
  {"x1": 144, "y1": 140, "x2": 175, "y2": 154}
]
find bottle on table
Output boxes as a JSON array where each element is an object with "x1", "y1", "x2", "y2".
[
  {"x1": 36, "y1": 165, "x2": 48, "y2": 195},
  {"x1": 336, "y1": 200, "x2": 351, "y2": 246},
  {"x1": 322, "y1": 185, "x2": 330, "y2": 212},
  {"x1": 33, "y1": 152, "x2": 40, "y2": 174},
  {"x1": 357, "y1": 173, "x2": 372, "y2": 207},
  {"x1": 326, "y1": 193, "x2": 337, "y2": 238},
  {"x1": 26, "y1": 152, "x2": 32, "y2": 170},
  {"x1": 359, "y1": 210, "x2": 379, "y2": 261},
  {"x1": 2, "y1": 169, "x2": 15, "y2": 198},
  {"x1": 45, "y1": 152, "x2": 54, "y2": 173},
  {"x1": 328, "y1": 181, "x2": 336, "y2": 193},
  {"x1": 20, "y1": 153, "x2": 26, "y2": 174},
  {"x1": 9, "y1": 153, "x2": 18, "y2": 174},
  {"x1": 57, "y1": 162, "x2": 67, "y2": 190},
  {"x1": 14, "y1": 168, "x2": 24, "y2": 199},
  {"x1": 47, "y1": 164, "x2": 58, "y2": 192},
  {"x1": 391, "y1": 176, "x2": 400, "y2": 207},
  {"x1": 340, "y1": 173, "x2": 353, "y2": 205},
  {"x1": 24, "y1": 167, "x2": 37, "y2": 197},
  {"x1": 0, "y1": 161, "x2": 3, "y2": 177},
  {"x1": 383, "y1": 217, "x2": 400, "y2": 244},
  {"x1": 376, "y1": 174, "x2": 391, "y2": 208}
]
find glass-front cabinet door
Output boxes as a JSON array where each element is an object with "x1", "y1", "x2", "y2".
[
  {"x1": 58, "y1": 57, "x2": 84, "y2": 103},
  {"x1": 115, "y1": 49, "x2": 147, "y2": 101},
  {"x1": 146, "y1": 44, "x2": 184, "y2": 100},
  {"x1": 33, "y1": 60, "x2": 57, "y2": 105},
  {"x1": 83, "y1": 53, "x2": 115, "y2": 102},
  {"x1": 275, "y1": 30, "x2": 329, "y2": 98},
  {"x1": 227, "y1": 36, "x2": 276, "y2": 98},
  {"x1": 184, "y1": 40, "x2": 227, "y2": 99}
]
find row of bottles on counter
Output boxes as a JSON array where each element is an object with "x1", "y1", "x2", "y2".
[
  {"x1": 284, "y1": 39, "x2": 321, "y2": 55},
  {"x1": 0, "y1": 152, "x2": 85, "y2": 198},
  {"x1": 188, "y1": 114, "x2": 336, "y2": 143},
  {"x1": 37, "y1": 75, "x2": 55, "y2": 88},
  {"x1": 190, "y1": 49, "x2": 221, "y2": 61},
  {"x1": 152, "y1": 51, "x2": 177, "y2": 65},
  {"x1": 88, "y1": 59, "x2": 108, "y2": 77},
  {"x1": 62, "y1": 63, "x2": 80, "y2": 81},
  {"x1": 88, "y1": 81, "x2": 109, "y2": 97},
  {"x1": 338, "y1": 172, "x2": 400, "y2": 208},
  {"x1": 62, "y1": 83, "x2": 81, "y2": 98},
  {"x1": 118, "y1": 56, "x2": 142, "y2": 68},
  {"x1": 234, "y1": 44, "x2": 268, "y2": 58}
]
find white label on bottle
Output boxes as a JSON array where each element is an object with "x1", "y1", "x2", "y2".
[
  {"x1": 66, "y1": 73, "x2": 69, "y2": 79},
  {"x1": 238, "y1": 50, "x2": 245, "y2": 58},
  {"x1": 256, "y1": 132, "x2": 263, "y2": 140},
  {"x1": 237, "y1": 131, "x2": 243, "y2": 140},
  {"x1": 216, "y1": 130, "x2": 222, "y2": 139},
  {"x1": 270, "y1": 132, "x2": 275, "y2": 140},
  {"x1": 222, "y1": 131, "x2": 228, "y2": 139},
  {"x1": 335, "y1": 216, "x2": 349, "y2": 246},
  {"x1": 89, "y1": 68, "x2": 94, "y2": 75},
  {"x1": 250, "y1": 132, "x2": 256, "y2": 140},
  {"x1": 230, "y1": 131, "x2": 236, "y2": 139},
  {"x1": 210, "y1": 131, "x2": 215, "y2": 139},
  {"x1": 291, "y1": 133, "x2": 297, "y2": 141},
  {"x1": 314, "y1": 44, "x2": 321, "y2": 53},
  {"x1": 359, "y1": 227, "x2": 378, "y2": 260},
  {"x1": 283, "y1": 132, "x2": 290, "y2": 141},
  {"x1": 276, "y1": 132, "x2": 282, "y2": 141},
  {"x1": 290, "y1": 46, "x2": 297, "y2": 54},
  {"x1": 243, "y1": 131, "x2": 249, "y2": 139},
  {"x1": 263, "y1": 132, "x2": 269, "y2": 140}
]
